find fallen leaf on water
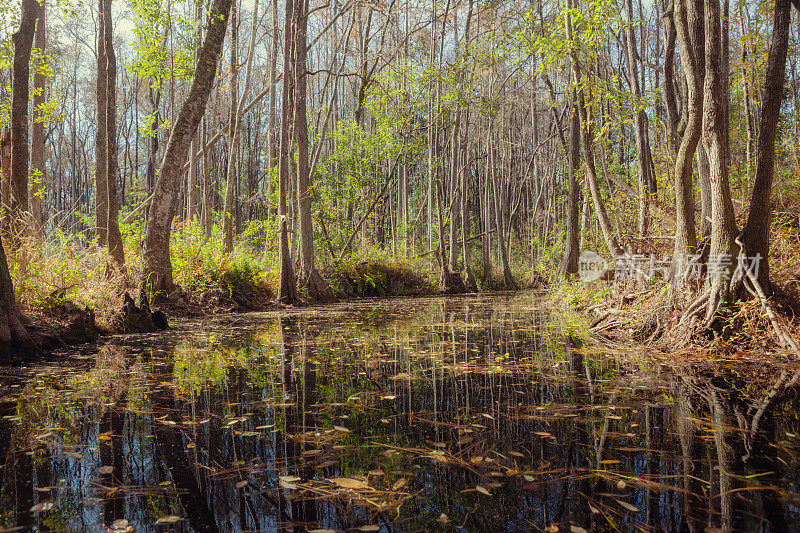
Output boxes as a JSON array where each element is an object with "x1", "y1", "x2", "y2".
[
  {"x1": 356, "y1": 526, "x2": 380, "y2": 532},
  {"x1": 475, "y1": 485, "x2": 491, "y2": 496},
  {"x1": 615, "y1": 499, "x2": 640, "y2": 513},
  {"x1": 29, "y1": 502, "x2": 54, "y2": 513},
  {"x1": 155, "y1": 515, "x2": 182, "y2": 524},
  {"x1": 616, "y1": 480, "x2": 627, "y2": 489},
  {"x1": 437, "y1": 513, "x2": 450, "y2": 524},
  {"x1": 331, "y1": 477, "x2": 369, "y2": 490},
  {"x1": 98, "y1": 466, "x2": 114, "y2": 474},
  {"x1": 392, "y1": 477, "x2": 408, "y2": 490},
  {"x1": 333, "y1": 426, "x2": 351, "y2": 433},
  {"x1": 545, "y1": 525, "x2": 559, "y2": 533},
  {"x1": 570, "y1": 526, "x2": 588, "y2": 533},
  {"x1": 599, "y1": 459, "x2": 621, "y2": 465},
  {"x1": 308, "y1": 529, "x2": 336, "y2": 533},
  {"x1": 235, "y1": 481, "x2": 248, "y2": 489},
  {"x1": 302, "y1": 449, "x2": 322, "y2": 456},
  {"x1": 381, "y1": 395, "x2": 397, "y2": 400}
]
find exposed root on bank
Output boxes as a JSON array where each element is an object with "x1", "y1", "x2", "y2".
[{"x1": 579, "y1": 275, "x2": 800, "y2": 357}]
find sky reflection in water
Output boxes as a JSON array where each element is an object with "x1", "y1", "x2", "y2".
[{"x1": 1, "y1": 292, "x2": 800, "y2": 532}]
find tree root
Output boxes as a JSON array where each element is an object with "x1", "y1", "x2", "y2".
[
  {"x1": 735, "y1": 236, "x2": 800, "y2": 355},
  {"x1": 678, "y1": 290, "x2": 710, "y2": 328},
  {"x1": 300, "y1": 267, "x2": 333, "y2": 302}
]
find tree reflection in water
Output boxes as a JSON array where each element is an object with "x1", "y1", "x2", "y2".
[{"x1": 0, "y1": 293, "x2": 798, "y2": 531}]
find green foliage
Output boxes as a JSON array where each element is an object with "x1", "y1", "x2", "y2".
[
  {"x1": 128, "y1": 0, "x2": 198, "y2": 88},
  {"x1": 323, "y1": 247, "x2": 434, "y2": 298},
  {"x1": 168, "y1": 220, "x2": 277, "y2": 299},
  {"x1": 9, "y1": 230, "x2": 124, "y2": 324}
]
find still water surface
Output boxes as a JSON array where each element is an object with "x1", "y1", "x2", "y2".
[{"x1": 1, "y1": 292, "x2": 800, "y2": 532}]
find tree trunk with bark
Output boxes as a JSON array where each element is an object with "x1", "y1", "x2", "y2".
[
  {"x1": 103, "y1": 0, "x2": 125, "y2": 269},
  {"x1": 295, "y1": 0, "x2": 332, "y2": 301},
  {"x1": 661, "y1": 0, "x2": 681, "y2": 152},
  {"x1": 277, "y1": 0, "x2": 299, "y2": 303},
  {"x1": 221, "y1": 0, "x2": 239, "y2": 254},
  {"x1": 624, "y1": 0, "x2": 655, "y2": 239},
  {"x1": 9, "y1": 0, "x2": 38, "y2": 241},
  {"x1": 738, "y1": 0, "x2": 791, "y2": 295},
  {"x1": 559, "y1": 92, "x2": 581, "y2": 278},
  {"x1": 702, "y1": 0, "x2": 739, "y2": 324},
  {"x1": 142, "y1": 0, "x2": 232, "y2": 296},
  {"x1": 0, "y1": 130, "x2": 10, "y2": 236},
  {"x1": 95, "y1": 0, "x2": 109, "y2": 247},
  {"x1": 566, "y1": 0, "x2": 623, "y2": 259},
  {"x1": 0, "y1": 0, "x2": 39, "y2": 357},
  {"x1": 0, "y1": 224, "x2": 34, "y2": 358},
  {"x1": 672, "y1": 0, "x2": 704, "y2": 257},
  {"x1": 29, "y1": 0, "x2": 46, "y2": 240},
  {"x1": 489, "y1": 129, "x2": 518, "y2": 290}
]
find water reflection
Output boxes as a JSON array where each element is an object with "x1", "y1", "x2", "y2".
[{"x1": 1, "y1": 293, "x2": 799, "y2": 531}]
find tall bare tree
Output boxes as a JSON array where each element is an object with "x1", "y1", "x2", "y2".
[
  {"x1": 295, "y1": 0, "x2": 332, "y2": 300},
  {"x1": 672, "y1": 0, "x2": 704, "y2": 257},
  {"x1": 103, "y1": 0, "x2": 125, "y2": 269},
  {"x1": 276, "y1": 0, "x2": 298, "y2": 303},
  {"x1": 95, "y1": 0, "x2": 110, "y2": 247},
  {"x1": 738, "y1": 0, "x2": 793, "y2": 293},
  {"x1": 702, "y1": 0, "x2": 739, "y2": 323},
  {"x1": 0, "y1": 0, "x2": 39, "y2": 356},
  {"x1": 30, "y1": 0, "x2": 46, "y2": 239},
  {"x1": 9, "y1": 0, "x2": 39, "y2": 241}
]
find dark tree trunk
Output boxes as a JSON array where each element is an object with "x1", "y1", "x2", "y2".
[
  {"x1": 662, "y1": 0, "x2": 680, "y2": 152},
  {"x1": 1, "y1": 129, "x2": 11, "y2": 236},
  {"x1": 702, "y1": 0, "x2": 739, "y2": 323},
  {"x1": 738, "y1": 0, "x2": 792, "y2": 294},
  {"x1": 624, "y1": 0, "x2": 655, "y2": 238},
  {"x1": 221, "y1": 0, "x2": 238, "y2": 254},
  {"x1": 103, "y1": 0, "x2": 125, "y2": 269},
  {"x1": 277, "y1": 0, "x2": 298, "y2": 303},
  {"x1": 30, "y1": 0, "x2": 45, "y2": 239},
  {"x1": 673, "y1": 0, "x2": 704, "y2": 257},
  {"x1": 95, "y1": 0, "x2": 109, "y2": 247},
  {"x1": 295, "y1": 0, "x2": 332, "y2": 301},
  {"x1": 0, "y1": 237, "x2": 33, "y2": 359},
  {"x1": 559, "y1": 92, "x2": 581, "y2": 278},
  {"x1": 9, "y1": 0, "x2": 38, "y2": 240}
]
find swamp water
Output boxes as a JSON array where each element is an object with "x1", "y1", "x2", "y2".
[{"x1": 1, "y1": 292, "x2": 800, "y2": 532}]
